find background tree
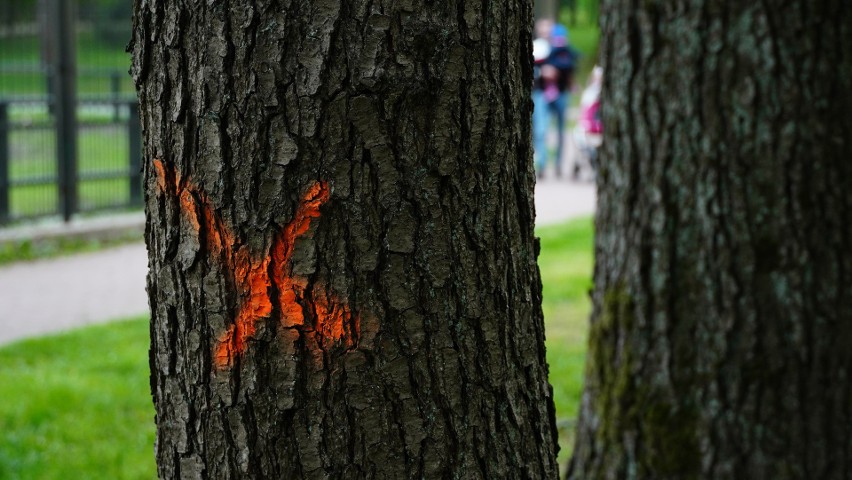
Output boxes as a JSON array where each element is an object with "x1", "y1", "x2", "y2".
[
  {"x1": 131, "y1": 1, "x2": 559, "y2": 478},
  {"x1": 569, "y1": 1, "x2": 852, "y2": 478},
  {"x1": 536, "y1": 0, "x2": 560, "y2": 22}
]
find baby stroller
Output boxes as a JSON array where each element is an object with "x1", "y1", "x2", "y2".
[{"x1": 570, "y1": 66, "x2": 603, "y2": 180}]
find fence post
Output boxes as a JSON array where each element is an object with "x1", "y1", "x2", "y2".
[
  {"x1": 48, "y1": 0, "x2": 77, "y2": 222},
  {"x1": 128, "y1": 101, "x2": 142, "y2": 206},
  {"x1": 39, "y1": 0, "x2": 56, "y2": 115},
  {"x1": 111, "y1": 71, "x2": 121, "y2": 122},
  {"x1": 0, "y1": 103, "x2": 9, "y2": 225}
]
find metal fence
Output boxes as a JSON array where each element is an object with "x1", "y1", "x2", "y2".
[{"x1": 0, "y1": 0, "x2": 140, "y2": 225}]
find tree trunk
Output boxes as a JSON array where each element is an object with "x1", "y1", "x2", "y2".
[
  {"x1": 569, "y1": 1, "x2": 852, "y2": 479},
  {"x1": 131, "y1": 1, "x2": 559, "y2": 478},
  {"x1": 535, "y1": 0, "x2": 560, "y2": 22}
]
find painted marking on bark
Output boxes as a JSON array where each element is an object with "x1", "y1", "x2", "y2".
[{"x1": 152, "y1": 159, "x2": 360, "y2": 369}]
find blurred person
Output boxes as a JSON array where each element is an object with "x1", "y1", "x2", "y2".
[
  {"x1": 571, "y1": 65, "x2": 603, "y2": 179},
  {"x1": 535, "y1": 17, "x2": 554, "y2": 41},
  {"x1": 532, "y1": 24, "x2": 578, "y2": 179}
]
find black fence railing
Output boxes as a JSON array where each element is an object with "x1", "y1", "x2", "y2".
[
  {"x1": 0, "y1": 0, "x2": 139, "y2": 226},
  {"x1": 0, "y1": 99, "x2": 142, "y2": 224}
]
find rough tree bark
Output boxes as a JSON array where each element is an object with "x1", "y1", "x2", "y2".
[
  {"x1": 569, "y1": 1, "x2": 851, "y2": 479},
  {"x1": 131, "y1": 1, "x2": 559, "y2": 478}
]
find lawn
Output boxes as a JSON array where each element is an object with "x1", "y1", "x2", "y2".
[
  {"x1": 540, "y1": 217, "x2": 594, "y2": 464},
  {"x1": 0, "y1": 319, "x2": 155, "y2": 480},
  {"x1": 0, "y1": 217, "x2": 594, "y2": 478},
  {"x1": 0, "y1": 31, "x2": 134, "y2": 97},
  {"x1": 0, "y1": 227, "x2": 144, "y2": 266}
]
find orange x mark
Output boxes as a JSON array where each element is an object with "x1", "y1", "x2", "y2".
[{"x1": 152, "y1": 159, "x2": 359, "y2": 369}]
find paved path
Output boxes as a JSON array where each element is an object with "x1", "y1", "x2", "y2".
[
  {"x1": 534, "y1": 178, "x2": 596, "y2": 226},
  {"x1": 0, "y1": 243, "x2": 150, "y2": 345},
  {"x1": 0, "y1": 180, "x2": 595, "y2": 345}
]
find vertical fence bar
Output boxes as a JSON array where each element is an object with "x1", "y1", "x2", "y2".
[
  {"x1": 39, "y1": 0, "x2": 56, "y2": 115},
  {"x1": 111, "y1": 71, "x2": 121, "y2": 121},
  {"x1": 128, "y1": 101, "x2": 142, "y2": 206},
  {"x1": 0, "y1": 103, "x2": 9, "y2": 225},
  {"x1": 49, "y1": 0, "x2": 78, "y2": 222}
]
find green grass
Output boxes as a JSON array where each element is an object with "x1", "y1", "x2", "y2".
[
  {"x1": 0, "y1": 70, "x2": 135, "y2": 98},
  {"x1": 0, "y1": 31, "x2": 133, "y2": 97},
  {"x1": 0, "y1": 218, "x2": 595, "y2": 476},
  {"x1": 567, "y1": 23, "x2": 600, "y2": 85},
  {"x1": 562, "y1": 0, "x2": 600, "y2": 29},
  {"x1": 556, "y1": 0, "x2": 601, "y2": 92},
  {"x1": 0, "y1": 227, "x2": 143, "y2": 265},
  {"x1": 538, "y1": 218, "x2": 594, "y2": 465},
  {"x1": 0, "y1": 318, "x2": 156, "y2": 480}
]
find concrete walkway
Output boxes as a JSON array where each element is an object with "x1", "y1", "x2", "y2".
[
  {"x1": 0, "y1": 243, "x2": 150, "y2": 345},
  {"x1": 0, "y1": 180, "x2": 595, "y2": 345},
  {"x1": 534, "y1": 178, "x2": 596, "y2": 226}
]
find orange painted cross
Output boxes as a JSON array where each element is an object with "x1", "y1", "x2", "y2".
[{"x1": 152, "y1": 159, "x2": 359, "y2": 369}]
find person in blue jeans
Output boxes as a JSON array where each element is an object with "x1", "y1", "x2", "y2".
[{"x1": 532, "y1": 24, "x2": 578, "y2": 179}]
